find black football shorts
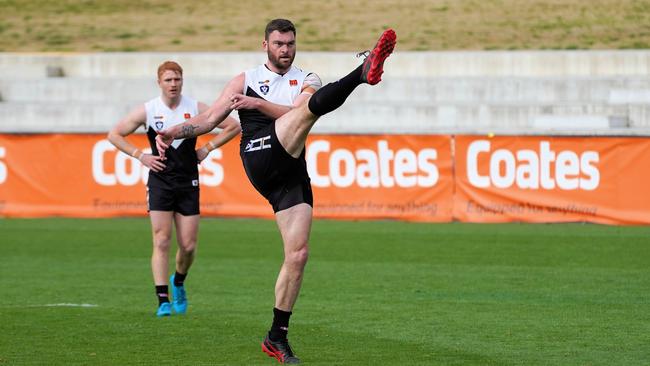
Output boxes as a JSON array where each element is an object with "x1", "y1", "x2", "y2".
[
  {"x1": 147, "y1": 185, "x2": 200, "y2": 216},
  {"x1": 241, "y1": 121, "x2": 313, "y2": 213}
]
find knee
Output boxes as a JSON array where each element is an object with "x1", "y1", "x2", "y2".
[
  {"x1": 178, "y1": 239, "x2": 197, "y2": 255},
  {"x1": 152, "y1": 230, "x2": 172, "y2": 251},
  {"x1": 285, "y1": 244, "x2": 309, "y2": 269}
]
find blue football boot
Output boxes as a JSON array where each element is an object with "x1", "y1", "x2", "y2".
[
  {"x1": 156, "y1": 302, "x2": 172, "y2": 317},
  {"x1": 170, "y1": 274, "x2": 187, "y2": 314}
]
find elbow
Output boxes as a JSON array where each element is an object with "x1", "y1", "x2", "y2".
[
  {"x1": 222, "y1": 119, "x2": 241, "y2": 135},
  {"x1": 204, "y1": 113, "x2": 219, "y2": 130},
  {"x1": 107, "y1": 129, "x2": 126, "y2": 147},
  {"x1": 228, "y1": 124, "x2": 242, "y2": 138}
]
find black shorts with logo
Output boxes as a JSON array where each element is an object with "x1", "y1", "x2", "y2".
[
  {"x1": 241, "y1": 121, "x2": 313, "y2": 213},
  {"x1": 146, "y1": 174, "x2": 200, "y2": 216}
]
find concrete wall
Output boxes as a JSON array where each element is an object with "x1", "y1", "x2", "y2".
[{"x1": 1, "y1": 51, "x2": 649, "y2": 134}]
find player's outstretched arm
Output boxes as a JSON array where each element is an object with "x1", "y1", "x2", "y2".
[
  {"x1": 228, "y1": 73, "x2": 321, "y2": 119},
  {"x1": 157, "y1": 74, "x2": 245, "y2": 157},
  {"x1": 229, "y1": 92, "x2": 291, "y2": 119}
]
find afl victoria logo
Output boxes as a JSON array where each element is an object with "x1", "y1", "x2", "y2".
[{"x1": 260, "y1": 85, "x2": 270, "y2": 95}]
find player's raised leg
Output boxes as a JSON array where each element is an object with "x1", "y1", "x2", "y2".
[
  {"x1": 359, "y1": 28, "x2": 397, "y2": 85},
  {"x1": 274, "y1": 28, "x2": 397, "y2": 158}
]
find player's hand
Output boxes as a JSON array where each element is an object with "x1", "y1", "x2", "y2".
[
  {"x1": 155, "y1": 130, "x2": 173, "y2": 159},
  {"x1": 139, "y1": 154, "x2": 166, "y2": 172},
  {"x1": 229, "y1": 93, "x2": 258, "y2": 110},
  {"x1": 196, "y1": 146, "x2": 210, "y2": 163}
]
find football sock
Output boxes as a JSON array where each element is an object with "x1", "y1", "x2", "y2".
[
  {"x1": 269, "y1": 307, "x2": 292, "y2": 341},
  {"x1": 307, "y1": 65, "x2": 363, "y2": 116},
  {"x1": 155, "y1": 285, "x2": 170, "y2": 305},
  {"x1": 173, "y1": 271, "x2": 187, "y2": 287}
]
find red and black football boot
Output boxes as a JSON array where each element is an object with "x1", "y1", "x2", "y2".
[
  {"x1": 359, "y1": 28, "x2": 397, "y2": 85},
  {"x1": 262, "y1": 335, "x2": 301, "y2": 364}
]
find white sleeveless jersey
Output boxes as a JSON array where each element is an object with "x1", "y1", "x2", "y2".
[
  {"x1": 144, "y1": 95, "x2": 199, "y2": 147},
  {"x1": 144, "y1": 95, "x2": 200, "y2": 189},
  {"x1": 243, "y1": 64, "x2": 308, "y2": 106},
  {"x1": 238, "y1": 64, "x2": 310, "y2": 146}
]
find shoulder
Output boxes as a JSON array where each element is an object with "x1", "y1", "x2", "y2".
[
  {"x1": 303, "y1": 72, "x2": 322, "y2": 91},
  {"x1": 226, "y1": 72, "x2": 246, "y2": 91},
  {"x1": 181, "y1": 94, "x2": 197, "y2": 105},
  {"x1": 180, "y1": 95, "x2": 201, "y2": 111},
  {"x1": 243, "y1": 64, "x2": 265, "y2": 78},
  {"x1": 142, "y1": 97, "x2": 159, "y2": 117},
  {"x1": 144, "y1": 96, "x2": 159, "y2": 108},
  {"x1": 122, "y1": 103, "x2": 147, "y2": 124},
  {"x1": 288, "y1": 65, "x2": 309, "y2": 77}
]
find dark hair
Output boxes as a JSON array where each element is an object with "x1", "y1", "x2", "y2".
[{"x1": 265, "y1": 19, "x2": 296, "y2": 40}]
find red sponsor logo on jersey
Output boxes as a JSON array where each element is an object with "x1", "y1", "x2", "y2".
[
  {"x1": 289, "y1": 79, "x2": 298, "y2": 86},
  {"x1": 184, "y1": 113, "x2": 191, "y2": 119}
]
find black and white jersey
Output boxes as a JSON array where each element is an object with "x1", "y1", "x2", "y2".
[
  {"x1": 144, "y1": 95, "x2": 200, "y2": 189},
  {"x1": 238, "y1": 64, "x2": 310, "y2": 151}
]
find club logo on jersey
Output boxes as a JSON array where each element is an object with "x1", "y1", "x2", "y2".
[
  {"x1": 184, "y1": 113, "x2": 191, "y2": 119},
  {"x1": 155, "y1": 121, "x2": 164, "y2": 130},
  {"x1": 244, "y1": 135, "x2": 272, "y2": 153},
  {"x1": 289, "y1": 79, "x2": 298, "y2": 86},
  {"x1": 257, "y1": 79, "x2": 270, "y2": 95},
  {"x1": 192, "y1": 179, "x2": 199, "y2": 186}
]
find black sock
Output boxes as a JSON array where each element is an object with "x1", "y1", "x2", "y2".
[
  {"x1": 269, "y1": 307, "x2": 292, "y2": 341},
  {"x1": 155, "y1": 285, "x2": 169, "y2": 305},
  {"x1": 307, "y1": 65, "x2": 363, "y2": 116},
  {"x1": 173, "y1": 271, "x2": 187, "y2": 287}
]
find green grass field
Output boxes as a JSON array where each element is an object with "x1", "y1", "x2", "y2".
[
  {"x1": 1, "y1": 218, "x2": 649, "y2": 365},
  {"x1": 2, "y1": 0, "x2": 650, "y2": 51}
]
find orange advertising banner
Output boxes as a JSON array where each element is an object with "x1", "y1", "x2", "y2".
[
  {"x1": 0, "y1": 134, "x2": 454, "y2": 222},
  {"x1": 453, "y1": 135, "x2": 650, "y2": 225},
  {"x1": 307, "y1": 135, "x2": 454, "y2": 222},
  {"x1": 0, "y1": 134, "x2": 266, "y2": 218},
  {"x1": 1, "y1": 134, "x2": 648, "y2": 224}
]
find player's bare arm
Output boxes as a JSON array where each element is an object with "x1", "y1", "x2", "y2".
[
  {"x1": 156, "y1": 75, "x2": 244, "y2": 157},
  {"x1": 229, "y1": 93, "x2": 291, "y2": 119},
  {"x1": 108, "y1": 104, "x2": 166, "y2": 172},
  {"x1": 196, "y1": 102, "x2": 242, "y2": 162},
  {"x1": 229, "y1": 73, "x2": 321, "y2": 119}
]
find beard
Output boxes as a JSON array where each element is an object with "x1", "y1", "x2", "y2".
[{"x1": 267, "y1": 50, "x2": 295, "y2": 74}]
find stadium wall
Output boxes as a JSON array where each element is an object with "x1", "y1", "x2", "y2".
[
  {"x1": 1, "y1": 51, "x2": 650, "y2": 134},
  {"x1": 1, "y1": 51, "x2": 648, "y2": 224}
]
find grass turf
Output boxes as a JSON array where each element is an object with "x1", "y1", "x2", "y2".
[
  {"x1": 0, "y1": 218, "x2": 649, "y2": 365},
  {"x1": 2, "y1": 0, "x2": 650, "y2": 52}
]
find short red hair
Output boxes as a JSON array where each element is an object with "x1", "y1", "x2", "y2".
[{"x1": 157, "y1": 61, "x2": 183, "y2": 80}]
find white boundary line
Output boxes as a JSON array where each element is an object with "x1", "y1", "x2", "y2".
[{"x1": 11, "y1": 303, "x2": 100, "y2": 308}]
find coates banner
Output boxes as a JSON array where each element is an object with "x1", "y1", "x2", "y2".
[
  {"x1": 454, "y1": 135, "x2": 650, "y2": 225},
  {"x1": 0, "y1": 134, "x2": 267, "y2": 218},
  {"x1": 307, "y1": 135, "x2": 453, "y2": 221},
  {"x1": 0, "y1": 134, "x2": 454, "y2": 222}
]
